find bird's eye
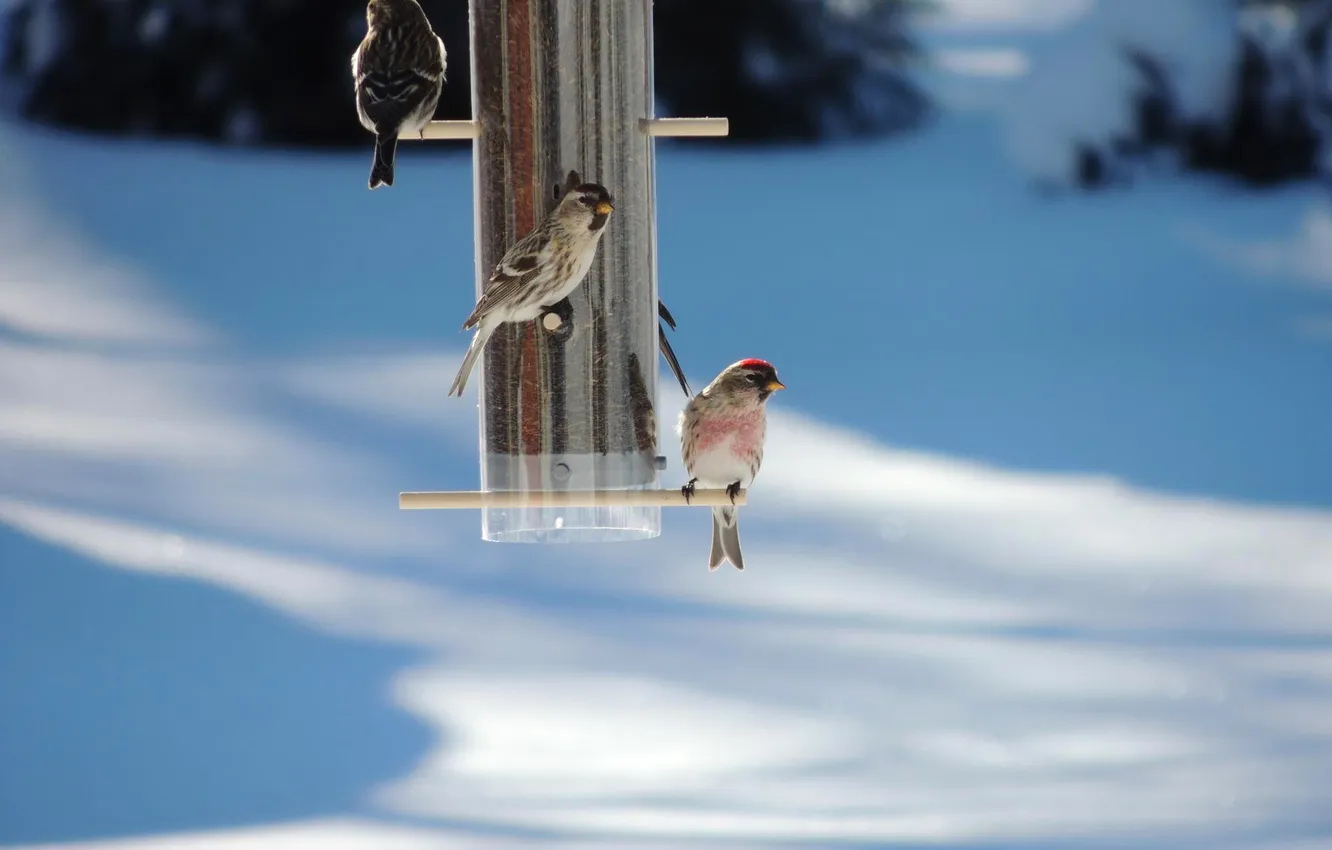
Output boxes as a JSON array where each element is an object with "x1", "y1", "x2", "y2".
[{"x1": 580, "y1": 195, "x2": 596, "y2": 206}]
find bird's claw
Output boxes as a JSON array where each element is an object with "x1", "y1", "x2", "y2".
[
  {"x1": 725, "y1": 482, "x2": 741, "y2": 505},
  {"x1": 681, "y1": 479, "x2": 697, "y2": 505}
]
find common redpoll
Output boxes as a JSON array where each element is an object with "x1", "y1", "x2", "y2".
[
  {"x1": 352, "y1": 0, "x2": 447, "y2": 190},
  {"x1": 447, "y1": 170, "x2": 615, "y2": 398},
  {"x1": 658, "y1": 300, "x2": 691, "y2": 397},
  {"x1": 679, "y1": 359, "x2": 785, "y2": 570}
]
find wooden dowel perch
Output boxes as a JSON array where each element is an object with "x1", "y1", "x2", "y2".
[
  {"x1": 401, "y1": 118, "x2": 731, "y2": 141},
  {"x1": 402, "y1": 120, "x2": 479, "y2": 140},
  {"x1": 640, "y1": 117, "x2": 730, "y2": 137},
  {"x1": 399, "y1": 488, "x2": 747, "y2": 510}
]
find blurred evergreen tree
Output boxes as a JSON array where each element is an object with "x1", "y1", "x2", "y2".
[
  {"x1": 0, "y1": 0, "x2": 929, "y2": 148},
  {"x1": 654, "y1": 0, "x2": 931, "y2": 142},
  {"x1": 1105, "y1": 0, "x2": 1331, "y2": 187}
]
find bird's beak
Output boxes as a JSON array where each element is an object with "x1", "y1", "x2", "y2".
[
  {"x1": 595, "y1": 201, "x2": 614, "y2": 215},
  {"x1": 766, "y1": 379, "x2": 786, "y2": 392}
]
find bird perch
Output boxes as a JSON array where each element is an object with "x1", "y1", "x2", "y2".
[{"x1": 399, "y1": 488, "x2": 747, "y2": 510}]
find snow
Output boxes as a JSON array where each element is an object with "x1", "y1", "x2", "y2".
[
  {"x1": 924, "y1": 0, "x2": 1093, "y2": 33},
  {"x1": 1190, "y1": 202, "x2": 1332, "y2": 292},
  {"x1": 2, "y1": 2, "x2": 1332, "y2": 848},
  {"x1": 3, "y1": 111, "x2": 1332, "y2": 846},
  {"x1": 934, "y1": 47, "x2": 1028, "y2": 78},
  {"x1": 0, "y1": 209, "x2": 212, "y2": 347},
  {"x1": 999, "y1": 22, "x2": 1138, "y2": 184},
  {"x1": 1294, "y1": 314, "x2": 1332, "y2": 341}
]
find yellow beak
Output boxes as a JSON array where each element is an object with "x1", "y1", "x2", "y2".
[
  {"x1": 594, "y1": 201, "x2": 614, "y2": 215},
  {"x1": 766, "y1": 379, "x2": 786, "y2": 392}
]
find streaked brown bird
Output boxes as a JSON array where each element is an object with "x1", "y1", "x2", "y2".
[
  {"x1": 448, "y1": 170, "x2": 615, "y2": 398},
  {"x1": 352, "y1": 0, "x2": 447, "y2": 189}
]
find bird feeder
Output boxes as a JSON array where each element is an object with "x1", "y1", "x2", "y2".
[{"x1": 398, "y1": 0, "x2": 739, "y2": 541}]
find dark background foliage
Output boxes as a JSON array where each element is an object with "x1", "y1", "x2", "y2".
[
  {"x1": 5, "y1": 0, "x2": 1330, "y2": 189},
  {"x1": 0, "y1": 0, "x2": 929, "y2": 149},
  {"x1": 1082, "y1": 0, "x2": 1332, "y2": 188}
]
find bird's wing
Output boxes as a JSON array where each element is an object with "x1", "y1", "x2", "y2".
[
  {"x1": 356, "y1": 21, "x2": 444, "y2": 109},
  {"x1": 461, "y1": 249, "x2": 547, "y2": 329},
  {"x1": 359, "y1": 68, "x2": 439, "y2": 105}
]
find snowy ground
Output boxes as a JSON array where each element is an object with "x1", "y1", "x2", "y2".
[{"x1": 4, "y1": 2, "x2": 1332, "y2": 849}]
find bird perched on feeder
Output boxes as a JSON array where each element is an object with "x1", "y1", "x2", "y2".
[
  {"x1": 351, "y1": 0, "x2": 447, "y2": 190},
  {"x1": 679, "y1": 359, "x2": 785, "y2": 570},
  {"x1": 447, "y1": 170, "x2": 615, "y2": 398}
]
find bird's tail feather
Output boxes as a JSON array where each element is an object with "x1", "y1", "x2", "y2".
[
  {"x1": 658, "y1": 299, "x2": 678, "y2": 330},
  {"x1": 369, "y1": 135, "x2": 397, "y2": 189},
  {"x1": 448, "y1": 324, "x2": 492, "y2": 398},
  {"x1": 659, "y1": 323, "x2": 691, "y2": 397},
  {"x1": 709, "y1": 506, "x2": 743, "y2": 570}
]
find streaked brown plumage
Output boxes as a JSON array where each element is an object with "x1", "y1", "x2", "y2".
[
  {"x1": 352, "y1": 0, "x2": 447, "y2": 189},
  {"x1": 447, "y1": 170, "x2": 615, "y2": 398}
]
